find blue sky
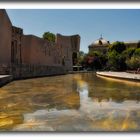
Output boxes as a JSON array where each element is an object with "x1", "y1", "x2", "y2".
[{"x1": 6, "y1": 9, "x2": 140, "y2": 53}]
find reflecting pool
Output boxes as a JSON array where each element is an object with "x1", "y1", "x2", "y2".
[{"x1": 0, "y1": 72, "x2": 140, "y2": 131}]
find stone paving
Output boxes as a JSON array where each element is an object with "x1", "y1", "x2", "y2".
[{"x1": 96, "y1": 71, "x2": 140, "y2": 81}]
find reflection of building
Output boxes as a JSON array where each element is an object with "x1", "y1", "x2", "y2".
[
  {"x1": 0, "y1": 10, "x2": 80, "y2": 79},
  {"x1": 88, "y1": 35, "x2": 110, "y2": 53}
]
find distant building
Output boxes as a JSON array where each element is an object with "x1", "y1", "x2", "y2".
[
  {"x1": 124, "y1": 41, "x2": 140, "y2": 49},
  {"x1": 88, "y1": 35, "x2": 139, "y2": 53},
  {"x1": 0, "y1": 9, "x2": 80, "y2": 79},
  {"x1": 88, "y1": 35, "x2": 110, "y2": 53}
]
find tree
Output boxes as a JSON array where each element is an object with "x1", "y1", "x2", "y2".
[
  {"x1": 88, "y1": 51, "x2": 101, "y2": 57},
  {"x1": 126, "y1": 56, "x2": 140, "y2": 70},
  {"x1": 77, "y1": 51, "x2": 86, "y2": 66},
  {"x1": 43, "y1": 32, "x2": 56, "y2": 42},
  {"x1": 107, "y1": 50, "x2": 126, "y2": 71},
  {"x1": 134, "y1": 48, "x2": 140, "y2": 56},
  {"x1": 109, "y1": 41, "x2": 126, "y2": 53},
  {"x1": 83, "y1": 50, "x2": 107, "y2": 70},
  {"x1": 99, "y1": 54, "x2": 108, "y2": 70},
  {"x1": 122, "y1": 47, "x2": 135, "y2": 59}
]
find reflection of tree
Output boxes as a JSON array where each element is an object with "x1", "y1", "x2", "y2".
[
  {"x1": 88, "y1": 92, "x2": 134, "y2": 103},
  {"x1": 78, "y1": 72, "x2": 140, "y2": 103},
  {"x1": 88, "y1": 78, "x2": 140, "y2": 103}
]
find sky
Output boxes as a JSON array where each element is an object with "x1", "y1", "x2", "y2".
[{"x1": 6, "y1": 9, "x2": 140, "y2": 53}]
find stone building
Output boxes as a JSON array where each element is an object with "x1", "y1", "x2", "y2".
[
  {"x1": 124, "y1": 41, "x2": 140, "y2": 49},
  {"x1": 0, "y1": 9, "x2": 80, "y2": 79},
  {"x1": 88, "y1": 35, "x2": 139, "y2": 54},
  {"x1": 88, "y1": 35, "x2": 110, "y2": 54},
  {"x1": 0, "y1": 9, "x2": 12, "y2": 74}
]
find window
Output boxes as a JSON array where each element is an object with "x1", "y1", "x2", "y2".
[{"x1": 99, "y1": 40, "x2": 103, "y2": 45}]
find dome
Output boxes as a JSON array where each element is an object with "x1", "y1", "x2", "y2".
[{"x1": 91, "y1": 36, "x2": 110, "y2": 46}]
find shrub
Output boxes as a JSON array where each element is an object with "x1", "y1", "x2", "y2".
[
  {"x1": 126, "y1": 55, "x2": 140, "y2": 70},
  {"x1": 43, "y1": 32, "x2": 56, "y2": 42},
  {"x1": 107, "y1": 50, "x2": 126, "y2": 71},
  {"x1": 109, "y1": 41, "x2": 126, "y2": 53},
  {"x1": 122, "y1": 48, "x2": 135, "y2": 58},
  {"x1": 134, "y1": 48, "x2": 140, "y2": 56}
]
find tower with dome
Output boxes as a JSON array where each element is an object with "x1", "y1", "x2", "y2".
[{"x1": 88, "y1": 35, "x2": 110, "y2": 53}]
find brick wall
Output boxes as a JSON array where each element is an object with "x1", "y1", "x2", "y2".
[
  {"x1": 0, "y1": 10, "x2": 12, "y2": 70},
  {"x1": 0, "y1": 9, "x2": 80, "y2": 79}
]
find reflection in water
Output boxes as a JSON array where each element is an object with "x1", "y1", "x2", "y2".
[{"x1": 0, "y1": 73, "x2": 140, "y2": 131}]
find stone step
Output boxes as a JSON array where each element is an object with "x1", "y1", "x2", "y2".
[{"x1": 96, "y1": 71, "x2": 140, "y2": 81}]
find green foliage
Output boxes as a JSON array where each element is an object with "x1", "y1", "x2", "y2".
[
  {"x1": 77, "y1": 51, "x2": 86, "y2": 66},
  {"x1": 107, "y1": 51, "x2": 117, "y2": 70},
  {"x1": 126, "y1": 56, "x2": 140, "y2": 70},
  {"x1": 124, "y1": 48, "x2": 140, "y2": 70},
  {"x1": 83, "y1": 50, "x2": 107, "y2": 70},
  {"x1": 134, "y1": 48, "x2": 140, "y2": 56},
  {"x1": 98, "y1": 54, "x2": 108, "y2": 70},
  {"x1": 122, "y1": 48, "x2": 135, "y2": 58},
  {"x1": 78, "y1": 51, "x2": 85, "y2": 57},
  {"x1": 88, "y1": 50, "x2": 101, "y2": 57},
  {"x1": 43, "y1": 32, "x2": 56, "y2": 42},
  {"x1": 107, "y1": 50, "x2": 126, "y2": 71},
  {"x1": 109, "y1": 41, "x2": 126, "y2": 53},
  {"x1": 77, "y1": 41, "x2": 140, "y2": 71}
]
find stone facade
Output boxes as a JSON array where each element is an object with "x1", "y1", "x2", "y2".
[
  {"x1": 88, "y1": 36, "x2": 110, "y2": 54},
  {"x1": 0, "y1": 9, "x2": 80, "y2": 79},
  {"x1": 0, "y1": 10, "x2": 12, "y2": 74},
  {"x1": 56, "y1": 34, "x2": 80, "y2": 71},
  {"x1": 124, "y1": 41, "x2": 139, "y2": 49}
]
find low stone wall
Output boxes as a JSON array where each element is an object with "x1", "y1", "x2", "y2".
[
  {"x1": 96, "y1": 71, "x2": 140, "y2": 81},
  {"x1": 11, "y1": 64, "x2": 66, "y2": 79}
]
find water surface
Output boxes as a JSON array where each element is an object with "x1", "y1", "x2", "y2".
[{"x1": 0, "y1": 73, "x2": 140, "y2": 131}]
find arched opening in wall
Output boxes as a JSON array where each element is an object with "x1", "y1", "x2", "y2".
[{"x1": 72, "y1": 52, "x2": 77, "y2": 66}]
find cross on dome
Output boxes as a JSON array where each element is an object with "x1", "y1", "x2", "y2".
[{"x1": 100, "y1": 34, "x2": 103, "y2": 39}]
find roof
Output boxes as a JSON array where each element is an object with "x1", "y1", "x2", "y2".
[{"x1": 90, "y1": 35, "x2": 110, "y2": 47}]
